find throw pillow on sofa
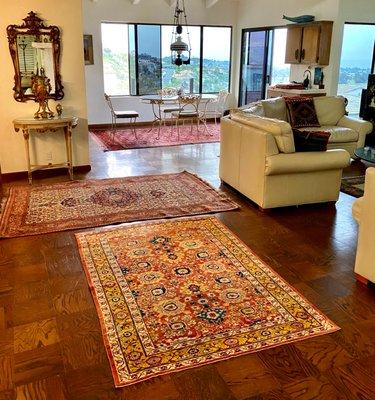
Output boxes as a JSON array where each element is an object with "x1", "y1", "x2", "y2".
[
  {"x1": 313, "y1": 96, "x2": 346, "y2": 126},
  {"x1": 293, "y1": 129, "x2": 331, "y2": 152},
  {"x1": 261, "y1": 97, "x2": 288, "y2": 121},
  {"x1": 285, "y1": 97, "x2": 321, "y2": 128}
]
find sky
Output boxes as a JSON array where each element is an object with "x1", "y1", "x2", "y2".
[{"x1": 340, "y1": 24, "x2": 375, "y2": 69}]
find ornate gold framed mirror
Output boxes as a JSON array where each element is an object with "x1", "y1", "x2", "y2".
[{"x1": 7, "y1": 11, "x2": 64, "y2": 102}]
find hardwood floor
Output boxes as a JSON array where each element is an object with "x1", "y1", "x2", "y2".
[{"x1": 0, "y1": 136, "x2": 374, "y2": 400}]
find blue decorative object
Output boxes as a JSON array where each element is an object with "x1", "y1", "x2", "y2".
[{"x1": 283, "y1": 15, "x2": 315, "y2": 23}]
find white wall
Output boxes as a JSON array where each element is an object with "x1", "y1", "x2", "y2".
[
  {"x1": 83, "y1": 0, "x2": 239, "y2": 125},
  {"x1": 0, "y1": 0, "x2": 90, "y2": 174}
]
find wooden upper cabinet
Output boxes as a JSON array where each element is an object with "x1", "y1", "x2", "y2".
[
  {"x1": 285, "y1": 21, "x2": 333, "y2": 66},
  {"x1": 285, "y1": 26, "x2": 303, "y2": 63}
]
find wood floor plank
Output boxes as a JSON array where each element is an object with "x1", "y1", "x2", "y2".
[
  {"x1": 294, "y1": 335, "x2": 354, "y2": 372},
  {"x1": 172, "y1": 365, "x2": 237, "y2": 400},
  {"x1": 15, "y1": 375, "x2": 67, "y2": 400},
  {"x1": 282, "y1": 375, "x2": 345, "y2": 400},
  {"x1": 0, "y1": 356, "x2": 13, "y2": 392},
  {"x1": 215, "y1": 354, "x2": 280, "y2": 399},
  {"x1": 14, "y1": 318, "x2": 59, "y2": 354},
  {"x1": 258, "y1": 345, "x2": 319, "y2": 385},
  {"x1": 14, "y1": 344, "x2": 64, "y2": 386}
]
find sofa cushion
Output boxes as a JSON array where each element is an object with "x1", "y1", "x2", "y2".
[
  {"x1": 230, "y1": 111, "x2": 295, "y2": 153},
  {"x1": 239, "y1": 101, "x2": 265, "y2": 117},
  {"x1": 261, "y1": 97, "x2": 287, "y2": 121},
  {"x1": 293, "y1": 129, "x2": 331, "y2": 152},
  {"x1": 285, "y1": 97, "x2": 321, "y2": 128},
  {"x1": 313, "y1": 96, "x2": 346, "y2": 126},
  {"x1": 299, "y1": 126, "x2": 358, "y2": 143}
]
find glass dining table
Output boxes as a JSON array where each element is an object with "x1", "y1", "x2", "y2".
[{"x1": 140, "y1": 94, "x2": 217, "y2": 137}]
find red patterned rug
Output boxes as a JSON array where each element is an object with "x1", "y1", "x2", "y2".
[
  {"x1": 340, "y1": 175, "x2": 365, "y2": 198},
  {"x1": 90, "y1": 122, "x2": 220, "y2": 151},
  {"x1": 76, "y1": 217, "x2": 339, "y2": 387},
  {"x1": 0, "y1": 172, "x2": 238, "y2": 238}
]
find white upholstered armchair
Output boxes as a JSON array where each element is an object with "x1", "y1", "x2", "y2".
[{"x1": 352, "y1": 167, "x2": 375, "y2": 284}]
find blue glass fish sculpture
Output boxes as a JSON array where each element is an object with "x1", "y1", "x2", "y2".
[{"x1": 283, "y1": 15, "x2": 315, "y2": 23}]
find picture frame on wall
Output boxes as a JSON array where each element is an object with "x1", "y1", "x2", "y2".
[
  {"x1": 313, "y1": 67, "x2": 322, "y2": 86},
  {"x1": 83, "y1": 34, "x2": 94, "y2": 65}
]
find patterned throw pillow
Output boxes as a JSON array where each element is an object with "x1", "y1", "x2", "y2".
[
  {"x1": 285, "y1": 97, "x2": 321, "y2": 128},
  {"x1": 293, "y1": 129, "x2": 331, "y2": 152}
]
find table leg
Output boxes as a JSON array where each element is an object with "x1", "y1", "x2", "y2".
[
  {"x1": 64, "y1": 125, "x2": 74, "y2": 180},
  {"x1": 22, "y1": 129, "x2": 32, "y2": 184},
  {"x1": 148, "y1": 101, "x2": 162, "y2": 136}
]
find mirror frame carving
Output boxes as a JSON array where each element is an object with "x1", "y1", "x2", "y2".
[{"x1": 7, "y1": 11, "x2": 64, "y2": 102}]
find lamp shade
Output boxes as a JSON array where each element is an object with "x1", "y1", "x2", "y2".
[{"x1": 170, "y1": 36, "x2": 189, "y2": 53}]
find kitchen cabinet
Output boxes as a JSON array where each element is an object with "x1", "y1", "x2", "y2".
[{"x1": 285, "y1": 21, "x2": 333, "y2": 66}]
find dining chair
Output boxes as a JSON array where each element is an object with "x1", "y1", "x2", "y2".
[
  {"x1": 104, "y1": 93, "x2": 139, "y2": 142},
  {"x1": 157, "y1": 88, "x2": 181, "y2": 124},
  {"x1": 205, "y1": 90, "x2": 229, "y2": 124},
  {"x1": 171, "y1": 94, "x2": 208, "y2": 138}
]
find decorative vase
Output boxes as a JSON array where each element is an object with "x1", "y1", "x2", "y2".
[{"x1": 56, "y1": 103, "x2": 63, "y2": 117}]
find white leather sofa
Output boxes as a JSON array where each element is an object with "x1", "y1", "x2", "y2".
[
  {"x1": 220, "y1": 113, "x2": 351, "y2": 209},
  {"x1": 241, "y1": 96, "x2": 373, "y2": 157},
  {"x1": 352, "y1": 167, "x2": 375, "y2": 284}
]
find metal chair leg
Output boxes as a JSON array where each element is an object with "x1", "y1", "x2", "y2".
[
  {"x1": 112, "y1": 115, "x2": 116, "y2": 144},
  {"x1": 133, "y1": 117, "x2": 137, "y2": 139}
]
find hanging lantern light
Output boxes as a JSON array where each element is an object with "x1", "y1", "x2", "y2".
[{"x1": 170, "y1": 0, "x2": 191, "y2": 66}]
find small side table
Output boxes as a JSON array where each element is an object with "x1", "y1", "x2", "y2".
[
  {"x1": 354, "y1": 146, "x2": 375, "y2": 164},
  {"x1": 13, "y1": 116, "x2": 78, "y2": 184}
]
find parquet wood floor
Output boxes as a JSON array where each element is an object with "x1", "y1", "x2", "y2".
[{"x1": 0, "y1": 137, "x2": 374, "y2": 399}]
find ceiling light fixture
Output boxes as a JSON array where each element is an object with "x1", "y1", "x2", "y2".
[{"x1": 170, "y1": 0, "x2": 191, "y2": 66}]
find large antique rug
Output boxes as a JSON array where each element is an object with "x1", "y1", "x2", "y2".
[
  {"x1": 91, "y1": 122, "x2": 220, "y2": 151},
  {"x1": 76, "y1": 217, "x2": 339, "y2": 387},
  {"x1": 340, "y1": 175, "x2": 365, "y2": 198},
  {"x1": 0, "y1": 172, "x2": 237, "y2": 238}
]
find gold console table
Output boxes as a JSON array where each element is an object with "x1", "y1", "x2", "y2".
[{"x1": 13, "y1": 116, "x2": 78, "y2": 184}]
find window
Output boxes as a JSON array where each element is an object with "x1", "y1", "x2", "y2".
[
  {"x1": 202, "y1": 27, "x2": 231, "y2": 93},
  {"x1": 338, "y1": 23, "x2": 375, "y2": 116},
  {"x1": 101, "y1": 23, "x2": 232, "y2": 96},
  {"x1": 102, "y1": 23, "x2": 130, "y2": 96},
  {"x1": 137, "y1": 25, "x2": 162, "y2": 95},
  {"x1": 162, "y1": 25, "x2": 201, "y2": 93},
  {"x1": 270, "y1": 28, "x2": 290, "y2": 86}
]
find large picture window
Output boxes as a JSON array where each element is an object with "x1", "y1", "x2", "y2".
[
  {"x1": 101, "y1": 22, "x2": 232, "y2": 96},
  {"x1": 338, "y1": 23, "x2": 375, "y2": 116}
]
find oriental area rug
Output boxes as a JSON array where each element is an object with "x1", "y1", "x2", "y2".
[
  {"x1": 0, "y1": 172, "x2": 237, "y2": 238},
  {"x1": 90, "y1": 122, "x2": 220, "y2": 151},
  {"x1": 340, "y1": 175, "x2": 365, "y2": 198},
  {"x1": 76, "y1": 217, "x2": 339, "y2": 387}
]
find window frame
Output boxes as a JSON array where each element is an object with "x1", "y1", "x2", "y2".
[{"x1": 101, "y1": 21, "x2": 233, "y2": 97}]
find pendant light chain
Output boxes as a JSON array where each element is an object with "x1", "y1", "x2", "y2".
[{"x1": 170, "y1": 0, "x2": 191, "y2": 66}]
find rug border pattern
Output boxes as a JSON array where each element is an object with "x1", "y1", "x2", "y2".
[{"x1": 340, "y1": 175, "x2": 365, "y2": 198}]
